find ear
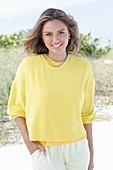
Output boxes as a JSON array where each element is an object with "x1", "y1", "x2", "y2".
[{"x1": 68, "y1": 37, "x2": 70, "y2": 39}]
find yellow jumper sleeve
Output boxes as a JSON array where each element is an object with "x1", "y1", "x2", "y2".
[
  {"x1": 7, "y1": 59, "x2": 26, "y2": 120},
  {"x1": 81, "y1": 64, "x2": 96, "y2": 124}
]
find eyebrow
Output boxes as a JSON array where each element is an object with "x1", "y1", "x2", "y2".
[{"x1": 44, "y1": 29, "x2": 66, "y2": 33}]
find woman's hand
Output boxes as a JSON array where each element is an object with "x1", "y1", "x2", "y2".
[
  {"x1": 88, "y1": 159, "x2": 94, "y2": 170},
  {"x1": 25, "y1": 140, "x2": 47, "y2": 155}
]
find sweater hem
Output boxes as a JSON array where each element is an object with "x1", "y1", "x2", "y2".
[{"x1": 30, "y1": 135, "x2": 87, "y2": 147}]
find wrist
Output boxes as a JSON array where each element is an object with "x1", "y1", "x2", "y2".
[
  {"x1": 89, "y1": 154, "x2": 94, "y2": 161},
  {"x1": 24, "y1": 136, "x2": 31, "y2": 144}
]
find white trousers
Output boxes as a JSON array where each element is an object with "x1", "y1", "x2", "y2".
[{"x1": 31, "y1": 138, "x2": 90, "y2": 170}]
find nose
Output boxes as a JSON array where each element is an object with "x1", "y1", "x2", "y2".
[{"x1": 53, "y1": 34, "x2": 59, "y2": 43}]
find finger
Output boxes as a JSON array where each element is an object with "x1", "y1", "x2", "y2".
[
  {"x1": 34, "y1": 142, "x2": 47, "y2": 154},
  {"x1": 39, "y1": 144, "x2": 47, "y2": 154}
]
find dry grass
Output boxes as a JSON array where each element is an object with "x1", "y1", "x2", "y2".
[
  {"x1": 0, "y1": 47, "x2": 26, "y2": 118},
  {"x1": 90, "y1": 50, "x2": 113, "y2": 97},
  {"x1": 82, "y1": 49, "x2": 113, "y2": 98}
]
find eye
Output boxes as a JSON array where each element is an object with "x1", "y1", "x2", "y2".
[
  {"x1": 59, "y1": 31, "x2": 65, "y2": 34},
  {"x1": 45, "y1": 33, "x2": 51, "y2": 36}
]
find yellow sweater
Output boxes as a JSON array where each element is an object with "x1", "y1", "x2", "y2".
[{"x1": 8, "y1": 54, "x2": 96, "y2": 147}]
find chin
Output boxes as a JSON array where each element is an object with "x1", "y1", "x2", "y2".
[{"x1": 51, "y1": 49, "x2": 65, "y2": 55}]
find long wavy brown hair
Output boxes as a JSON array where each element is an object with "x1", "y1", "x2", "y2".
[{"x1": 22, "y1": 8, "x2": 80, "y2": 55}]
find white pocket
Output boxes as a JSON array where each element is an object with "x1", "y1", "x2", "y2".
[
  {"x1": 31, "y1": 149, "x2": 40, "y2": 158},
  {"x1": 31, "y1": 149, "x2": 42, "y2": 170}
]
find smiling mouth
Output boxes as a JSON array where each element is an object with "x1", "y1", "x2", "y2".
[{"x1": 52, "y1": 44, "x2": 62, "y2": 48}]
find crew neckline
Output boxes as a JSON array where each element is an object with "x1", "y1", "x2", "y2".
[
  {"x1": 44, "y1": 54, "x2": 63, "y2": 63},
  {"x1": 41, "y1": 53, "x2": 72, "y2": 70}
]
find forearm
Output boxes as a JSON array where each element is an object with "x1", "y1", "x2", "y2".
[
  {"x1": 15, "y1": 117, "x2": 30, "y2": 143},
  {"x1": 84, "y1": 123, "x2": 94, "y2": 160}
]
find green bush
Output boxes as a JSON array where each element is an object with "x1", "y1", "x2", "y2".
[
  {"x1": 0, "y1": 30, "x2": 29, "y2": 48},
  {"x1": 78, "y1": 32, "x2": 112, "y2": 57}
]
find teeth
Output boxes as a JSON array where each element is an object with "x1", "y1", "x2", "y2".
[{"x1": 53, "y1": 44, "x2": 61, "y2": 47}]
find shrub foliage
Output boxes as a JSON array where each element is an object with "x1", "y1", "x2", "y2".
[{"x1": 78, "y1": 32, "x2": 112, "y2": 57}]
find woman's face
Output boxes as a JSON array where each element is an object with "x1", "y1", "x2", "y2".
[{"x1": 42, "y1": 19, "x2": 70, "y2": 56}]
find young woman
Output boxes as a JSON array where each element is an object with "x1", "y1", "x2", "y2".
[{"x1": 8, "y1": 8, "x2": 96, "y2": 170}]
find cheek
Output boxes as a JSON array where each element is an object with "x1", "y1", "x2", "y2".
[
  {"x1": 43, "y1": 38, "x2": 51, "y2": 46},
  {"x1": 60, "y1": 35, "x2": 69, "y2": 42}
]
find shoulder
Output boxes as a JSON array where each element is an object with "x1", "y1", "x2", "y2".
[
  {"x1": 24, "y1": 54, "x2": 42, "y2": 64},
  {"x1": 16, "y1": 54, "x2": 42, "y2": 75},
  {"x1": 69, "y1": 54, "x2": 94, "y2": 82},
  {"x1": 69, "y1": 54, "x2": 92, "y2": 71},
  {"x1": 20, "y1": 54, "x2": 42, "y2": 68}
]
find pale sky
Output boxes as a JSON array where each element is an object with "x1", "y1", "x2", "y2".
[
  {"x1": 0, "y1": 0, "x2": 96, "y2": 19},
  {"x1": 0, "y1": 0, "x2": 113, "y2": 45}
]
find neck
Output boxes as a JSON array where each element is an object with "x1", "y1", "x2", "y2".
[{"x1": 47, "y1": 52, "x2": 67, "y2": 62}]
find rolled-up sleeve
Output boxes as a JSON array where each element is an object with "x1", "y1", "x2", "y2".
[{"x1": 7, "y1": 59, "x2": 26, "y2": 120}]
